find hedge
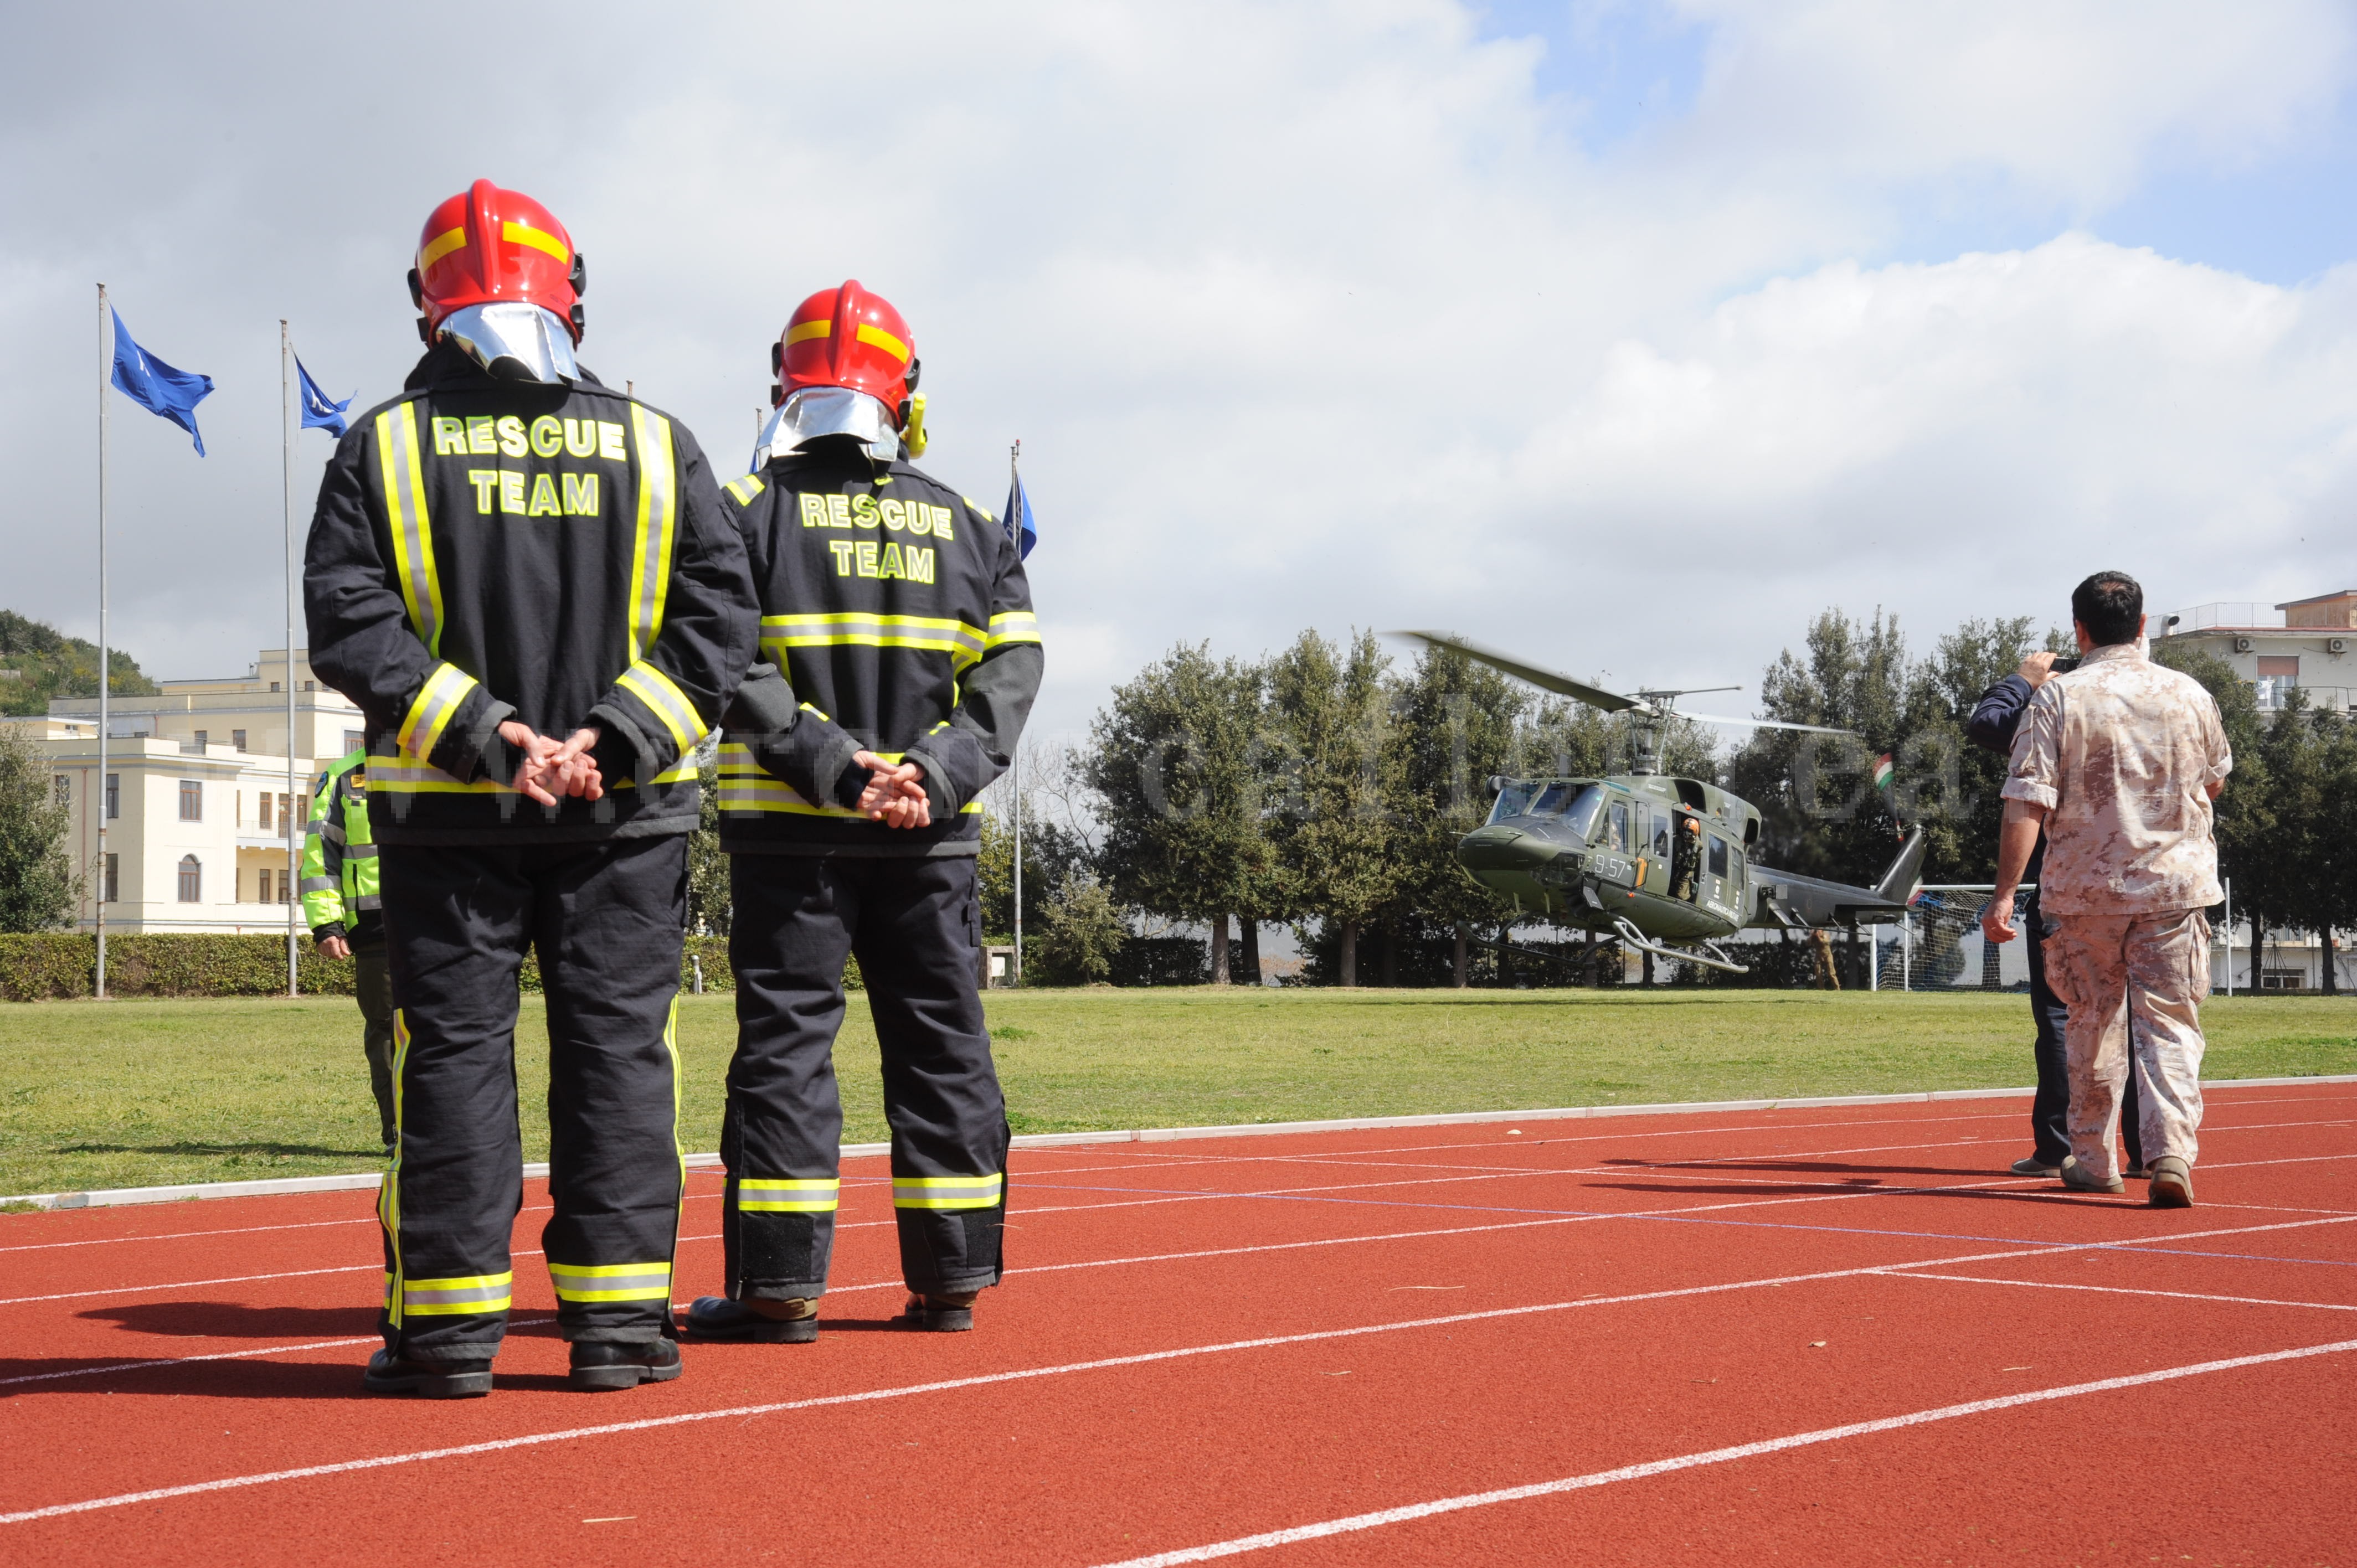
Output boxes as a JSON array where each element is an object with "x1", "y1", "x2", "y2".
[{"x1": 0, "y1": 933, "x2": 859, "y2": 1002}]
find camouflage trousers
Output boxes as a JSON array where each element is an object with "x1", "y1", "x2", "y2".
[{"x1": 2042, "y1": 907, "x2": 2210, "y2": 1182}]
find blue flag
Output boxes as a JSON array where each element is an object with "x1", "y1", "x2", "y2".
[
  {"x1": 109, "y1": 308, "x2": 214, "y2": 455},
  {"x1": 1002, "y1": 474, "x2": 1038, "y2": 559},
  {"x1": 296, "y1": 355, "x2": 352, "y2": 437}
]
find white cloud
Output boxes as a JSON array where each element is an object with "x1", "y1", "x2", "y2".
[{"x1": 1, "y1": 0, "x2": 2353, "y2": 733}]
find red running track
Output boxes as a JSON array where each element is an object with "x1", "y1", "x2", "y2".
[{"x1": 1, "y1": 1086, "x2": 2353, "y2": 1565}]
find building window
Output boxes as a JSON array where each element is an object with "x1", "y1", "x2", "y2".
[
  {"x1": 192, "y1": 730, "x2": 208, "y2": 750},
  {"x1": 53, "y1": 774, "x2": 70, "y2": 807},
  {"x1": 177, "y1": 855, "x2": 202, "y2": 903},
  {"x1": 279, "y1": 793, "x2": 294, "y2": 833},
  {"x1": 270, "y1": 681, "x2": 281, "y2": 693},
  {"x1": 233, "y1": 729, "x2": 248, "y2": 752},
  {"x1": 105, "y1": 773, "x2": 119, "y2": 819},
  {"x1": 258, "y1": 791, "x2": 272, "y2": 833},
  {"x1": 104, "y1": 853, "x2": 119, "y2": 904},
  {"x1": 344, "y1": 729, "x2": 365, "y2": 755},
  {"x1": 179, "y1": 780, "x2": 202, "y2": 821},
  {"x1": 257, "y1": 867, "x2": 271, "y2": 904}
]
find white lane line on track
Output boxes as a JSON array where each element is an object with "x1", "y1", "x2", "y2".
[
  {"x1": 0, "y1": 1236, "x2": 730, "y2": 1311},
  {"x1": 1877, "y1": 1271, "x2": 2357, "y2": 1313},
  {"x1": 9, "y1": 1095, "x2": 2340, "y2": 1254},
  {"x1": 9, "y1": 1229, "x2": 2355, "y2": 1527},
  {"x1": 1084, "y1": 1337, "x2": 2357, "y2": 1567},
  {"x1": 0, "y1": 1317, "x2": 562, "y2": 1389},
  {"x1": 19, "y1": 1146, "x2": 2357, "y2": 1313}
]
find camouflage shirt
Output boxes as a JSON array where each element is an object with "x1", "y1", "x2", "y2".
[{"x1": 2001, "y1": 642, "x2": 2232, "y2": 915}]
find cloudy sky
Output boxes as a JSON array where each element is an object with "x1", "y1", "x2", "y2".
[{"x1": 6, "y1": 1, "x2": 2355, "y2": 747}]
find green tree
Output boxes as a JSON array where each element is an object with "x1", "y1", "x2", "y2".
[
  {"x1": 0, "y1": 610, "x2": 156, "y2": 717},
  {"x1": 1387, "y1": 642, "x2": 1529, "y2": 986},
  {"x1": 687, "y1": 744, "x2": 729, "y2": 937},
  {"x1": 1267, "y1": 630, "x2": 1402, "y2": 986},
  {"x1": 0, "y1": 722, "x2": 78, "y2": 932},
  {"x1": 2153, "y1": 643, "x2": 2271, "y2": 983},
  {"x1": 1028, "y1": 869, "x2": 1127, "y2": 986},
  {"x1": 1085, "y1": 644, "x2": 1275, "y2": 983}
]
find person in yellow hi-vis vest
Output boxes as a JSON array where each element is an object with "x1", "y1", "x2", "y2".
[
  {"x1": 301, "y1": 749, "x2": 392, "y2": 1155},
  {"x1": 304, "y1": 180, "x2": 758, "y2": 1399}
]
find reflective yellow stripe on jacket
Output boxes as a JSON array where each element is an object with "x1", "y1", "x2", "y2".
[
  {"x1": 760, "y1": 612, "x2": 989, "y2": 670},
  {"x1": 716, "y1": 742, "x2": 979, "y2": 817},
  {"x1": 986, "y1": 610, "x2": 1041, "y2": 649},
  {"x1": 738, "y1": 1178, "x2": 840, "y2": 1213},
  {"x1": 616, "y1": 661, "x2": 705, "y2": 756},
  {"x1": 891, "y1": 1174, "x2": 1003, "y2": 1210},
  {"x1": 626, "y1": 405, "x2": 677, "y2": 663},
  {"x1": 375, "y1": 402, "x2": 442, "y2": 655},
  {"x1": 397, "y1": 662, "x2": 481, "y2": 761}
]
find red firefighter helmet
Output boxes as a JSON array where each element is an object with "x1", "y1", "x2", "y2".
[
  {"x1": 408, "y1": 178, "x2": 585, "y2": 343},
  {"x1": 772, "y1": 280, "x2": 918, "y2": 420}
]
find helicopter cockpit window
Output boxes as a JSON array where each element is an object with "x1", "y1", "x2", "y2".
[
  {"x1": 1488, "y1": 782, "x2": 1539, "y2": 823},
  {"x1": 1607, "y1": 800, "x2": 1630, "y2": 853},
  {"x1": 1557, "y1": 784, "x2": 1605, "y2": 839},
  {"x1": 1707, "y1": 834, "x2": 1730, "y2": 877},
  {"x1": 1650, "y1": 808, "x2": 1671, "y2": 857}
]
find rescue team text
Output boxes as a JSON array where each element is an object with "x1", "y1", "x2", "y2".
[
  {"x1": 825, "y1": 539, "x2": 936, "y2": 582},
  {"x1": 796, "y1": 492, "x2": 956, "y2": 540}
]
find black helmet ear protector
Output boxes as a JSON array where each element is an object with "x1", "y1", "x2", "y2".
[
  {"x1": 568, "y1": 252, "x2": 587, "y2": 339},
  {"x1": 903, "y1": 356, "x2": 920, "y2": 395}
]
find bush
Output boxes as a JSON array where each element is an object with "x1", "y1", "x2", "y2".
[
  {"x1": 1028, "y1": 871, "x2": 1128, "y2": 986},
  {"x1": 0, "y1": 931, "x2": 836, "y2": 1001}
]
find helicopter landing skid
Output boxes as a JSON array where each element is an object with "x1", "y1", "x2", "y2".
[{"x1": 1608, "y1": 917, "x2": 1751, "y2": 976}]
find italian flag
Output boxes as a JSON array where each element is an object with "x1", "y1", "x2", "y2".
[{"x1": 1871, "y1": 754, "x2": 1895, "y2": 791}]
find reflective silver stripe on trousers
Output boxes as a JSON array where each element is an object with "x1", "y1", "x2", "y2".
[{"x1": 404, "y1": 1280, "x2": 508, "y2": 1307}]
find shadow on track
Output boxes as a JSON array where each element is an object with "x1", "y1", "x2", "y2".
[{"x1": 81, "y1": 1300, "x2": 380, "y2": 1339}]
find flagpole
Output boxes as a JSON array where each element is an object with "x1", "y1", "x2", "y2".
[
  {"x1": 1009, "y1": 437, "x2": 1022, "y2": 987},
  {"x1": 95, "y1": 286, "x2": 110, "y2": 1001},
  {"x1": 281, "y1": 322, "x2": 299, "y2": 998}
]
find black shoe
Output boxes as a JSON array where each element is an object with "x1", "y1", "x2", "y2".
[
  {"x1": 569, "y1": 1338, "x2": 683, "y2": 1392},
  {"x1": 897, "y1": 1293, "x2": 976, "y2": 1333},
  {"x1": 363, "y1": 1348, "x2": 492, "y2": 1398},
  {"x1": 681, "y1": 1296, "x2": 817, "y2": 1344}
]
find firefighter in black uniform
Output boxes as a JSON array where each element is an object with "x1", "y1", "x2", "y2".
[
  {"x1": 305, "y1": 179, "x2": 758, "y2": 1396},
  {"x1": 683, "y1": 280, "x2": 1040, "y2": 1343}
]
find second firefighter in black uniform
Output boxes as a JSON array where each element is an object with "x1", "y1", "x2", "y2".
[
  {"x1": 306, "y1": 180, "x2": 759, "y2": 1396},
  {"x1": 686, "y1": 280, "x2": 1040, "y2": 1342}
]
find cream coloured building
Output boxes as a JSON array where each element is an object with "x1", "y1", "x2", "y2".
[{"x1": 14, "y1": 648, "x2": 365, "y2": 934}]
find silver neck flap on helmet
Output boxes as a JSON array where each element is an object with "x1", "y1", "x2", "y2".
[
  {"x1": 439, "y1": 303, "x2": 580, "y2": 385},
  {"x1": 752, "y1": 386, "x2": 901, "y2": 470}
]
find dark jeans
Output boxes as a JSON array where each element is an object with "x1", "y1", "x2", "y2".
[
  {"x1": 2030, "y1": 897, "x2": 2142, "y2": 1168},
  {"x1": 353, "y1": 941, "x2": 396, "y2": 1148}
]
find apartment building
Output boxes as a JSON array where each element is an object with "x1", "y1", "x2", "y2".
[
  {"x1": 16, "y1": 648, "x2": 364, "y2": 934},
  {"x1": 2152, "y1": 588, "x2": 2356, "y2": 713}
]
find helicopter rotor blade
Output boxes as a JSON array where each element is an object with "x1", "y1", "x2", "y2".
[
  {"x1": 1393, "y1": 631, "x2": 1643, "y2": 714},
  {"x1": 1676, "y1": 711, "x2": 1860, "y2": 736}
]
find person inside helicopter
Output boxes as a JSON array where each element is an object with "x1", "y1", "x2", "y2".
[{"x1": 1671, "y1": 811, "x2": 1703, "y2": 901}]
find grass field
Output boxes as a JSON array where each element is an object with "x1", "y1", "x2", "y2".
[{"x1": 2, "y1": 987, "x2": 2352, "y2": 1198}]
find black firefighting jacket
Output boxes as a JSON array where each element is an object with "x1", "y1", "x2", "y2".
[
  {"x1": 305, "y1": 342, "x2": 759, "y2": 844},
  {"x1": 717, "y1": 440, "x2": 1041, "y2": 855}
]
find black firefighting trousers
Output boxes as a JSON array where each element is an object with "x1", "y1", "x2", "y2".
[
  {"x1": 377, "y1": 835, "x2": 688, "y2": 1360},
  {"x1": 721, "y1": 853, "x2": 1008, "y2": 1304}
]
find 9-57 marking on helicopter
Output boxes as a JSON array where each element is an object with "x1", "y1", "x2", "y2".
[{"x1": 1397, "y1": 632, "x2": 1927, "y2": 976}]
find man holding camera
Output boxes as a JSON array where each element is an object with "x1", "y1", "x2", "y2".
[
  {"x1": 1968, "y1": 655, "x2": 2142, "y2": 1182},
  {"x1": 1983, "y1": 572, "x2": 2230, "y2": 1208}
]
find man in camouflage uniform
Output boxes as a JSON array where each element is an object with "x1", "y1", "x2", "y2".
[{"x1": 1984, "y1": 571, "x2": 2231, "y2": 1209}]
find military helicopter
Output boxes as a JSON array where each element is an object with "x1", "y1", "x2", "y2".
[{"x1": 1401, "y1": 632, "x2": 1927, "y2": 976}]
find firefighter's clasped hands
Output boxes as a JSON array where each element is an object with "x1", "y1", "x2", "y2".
[
  {"x1": 500, "y1": 720, "x2": 605, "y2": 806},
  {"x1": 854, "y1": 750, "x2": 930, "y2": 828}
]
